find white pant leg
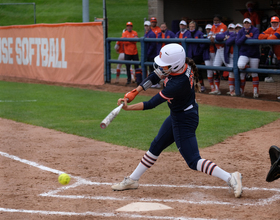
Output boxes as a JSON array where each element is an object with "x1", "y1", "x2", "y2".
[
  {"x1": 213, "y1": 48, "x2": 225, "y2": 67},
  {"x1": 226, "y1": 54, "x2": 234, "y2": 78},
  {"x1": 237, "y1": 55, "x2": 249, "y2": 69},
  {"x1": 205, "y1": 52, "x2": 215, "y2": 78},
  {"x1": 249, "y1": 58, "x2": 260, "y2": 77},
  {"x1": 117, "y1": 53, "x2": 125, "y2": 70}
]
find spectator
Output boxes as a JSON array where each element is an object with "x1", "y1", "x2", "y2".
[
  {"x1": 236, "y1": 18, "x2": 260, "y2": 98},
  {"x1": 157, "y1": 22, "x2": 175, "y2": 54},
  {"x1": 122, "y1": 21, "x2": 139, "y2": 85},
  {"x1": 150, "y1": 17, "x2": 161, "y2": 37},
  {"x1": 235, "y1": 23, "x2": 243, "y2": 33},
  {"x1": 144, "y1": 21, "x2": 157, "y2": 74},
  {"x1": 260, "y1": 16, "x2": 280, "y2": 84},
  {"x1": 259, "y1": 16, "x2": 280, "y2": 67},
  {"x1": 143, "y1": 21, "x2": 160, "y2": 88},
  {"x1": 243, "y1": 1, "x2": 261, "y2": 31},
  {"x1": 175, "y1": 20, "x2": 189, "y2": 39},
  {"x1": 216, "y1": 23, "x2": 237, "y2": 96},
  {"x1": 209, "y1": 14, "x2": 227, "y2": 95},
  {"x1": 202, "y1": 24, "x2": 216, "y2": 92},
  {"x1": 187, "y1": 20, "x2": 206, "y2": 92},
  {"x1": 114, "y1": 29, "x2": 134, "y2": 83}
]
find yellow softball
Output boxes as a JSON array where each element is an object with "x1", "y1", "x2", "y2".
[{"x1": 58, "y1": 173, "x2": 71, "y2": 185}]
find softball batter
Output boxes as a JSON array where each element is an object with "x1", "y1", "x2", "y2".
[{"x1": 112, "y1": 43, "x2": 243, "y2": 198}]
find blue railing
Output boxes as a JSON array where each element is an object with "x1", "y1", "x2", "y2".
[{"x1": 106, "y1": 37, "x2": 280, "y2": 96}]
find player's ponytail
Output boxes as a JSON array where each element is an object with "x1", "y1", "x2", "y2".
[{"x1": 185, "y1": 57, "x2": 200, "y2": 92}]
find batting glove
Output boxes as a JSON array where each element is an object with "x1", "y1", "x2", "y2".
[{"x1": 124, "y1": 89, "x2": 139, "y2": 103}]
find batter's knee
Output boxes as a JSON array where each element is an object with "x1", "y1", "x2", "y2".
[{"x1": 186, "y1": 156, "x2": 201, "y2": 170}]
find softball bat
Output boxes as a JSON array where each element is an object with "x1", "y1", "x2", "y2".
[{"x1": 100, "y1": 103, "x2": 124, "y2": 129}]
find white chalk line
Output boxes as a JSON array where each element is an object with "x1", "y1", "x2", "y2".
[
  {"x1": 0, "y1": 100, "x2": 37, "y2": 102},
  {"x1": 0, "y1": 208, "x2": 217, "y2": 220},
  {"x1": 0, "y1": 150, "x2": 279, "y2": 218}
]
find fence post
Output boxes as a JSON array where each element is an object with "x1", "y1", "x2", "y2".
[
  {"x1": 233, "y1": 44, "x2": 240, "y2": 96},
  {"x1": 140, "y1": 37, "x2": 146, "y2": 80},
  {"x1": 106, "y1": 39, "x2": 111, "y2": 83},
  {"x1": 182, "y1": 40, "x2": 187, "y2": 57}
]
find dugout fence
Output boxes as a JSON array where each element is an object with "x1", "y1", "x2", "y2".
[{"x1": 105, "y1": 38, "x2": 280, "y2": 96}]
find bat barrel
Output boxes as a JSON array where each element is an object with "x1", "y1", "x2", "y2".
[
  {"x1": 100, "y1": 123, "x2": 107, "y2": 129},
  {"x1": 100, "y1": 103, "x2": 124, "y2": 129}
]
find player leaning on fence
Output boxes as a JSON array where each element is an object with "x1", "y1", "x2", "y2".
[
  {"x1": 208, "y1": 14, "x2": 227, "y2": 95},
  {"x1": 259, "y1": 16, "x2": 280, "y2": 68},
  {"x1": 236, "y1": 18, "x2": 260, "y2": 98}
]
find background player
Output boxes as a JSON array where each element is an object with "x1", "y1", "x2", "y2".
[
  {"x1": 122, "y1": 21, "x2": 139, "y2": 85},
  {"x1": 156, "y1": 22, "x2": 175, "y2": 54},
  {"x1": 215, "y1": 23, "x2": 237, "y2": 96},
  {"x1": 208, "y1": 14, "x2": 227, "y2": 95},
  {"x1": 112, "y1": 43, "x2": 243, "y2": 198},
  {"x1": 114, "y1": 29, "x2": 134, "y2": 83},
  {"x1": 150, "y1": 17, "x2": 161, "y2": 36},
  {"x1": 203, "y1": 24, "x2": 216, "y2": 92},
  {"x1": 187, "y1": 20, "x2": 206, "y2": 92},
  {"x1": 236, "y1": 18, "x2": 260, "y2": 98}
]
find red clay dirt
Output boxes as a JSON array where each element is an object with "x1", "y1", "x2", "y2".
[{"x1": 1, "y1": 76, "x2": 280, "y2": 220}]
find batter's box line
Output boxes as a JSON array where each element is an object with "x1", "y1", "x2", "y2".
[
  {"x1": 0, "y1": 207, "x2": 221, "y2": 220},
  {"x1": 1, "y1": 150, "x2": 279, "y2": 207}
]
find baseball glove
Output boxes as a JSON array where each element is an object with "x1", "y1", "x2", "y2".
[{"x1": 266, "y1": 145, "x2": 280, "y2": 182}]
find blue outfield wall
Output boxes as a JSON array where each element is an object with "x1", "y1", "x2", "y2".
[{"x1": 105, "y1": 38, "x2": 280, "y2": 96}]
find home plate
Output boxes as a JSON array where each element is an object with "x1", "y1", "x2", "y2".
[{"x1": 116, "y1": 202, "x2": 172, "y2": 212}]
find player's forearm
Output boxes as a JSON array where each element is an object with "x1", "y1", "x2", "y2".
[
  {"x1": 135, "y1": 85, "x2": 143, "y2": 93},
  {"x1": 126, "y1": 102, "x2": 144, "y2": 111}
]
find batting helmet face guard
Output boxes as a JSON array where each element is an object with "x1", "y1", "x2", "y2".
[{"x1": 154, "y1": 43, "x2": 186, "y2": 77}]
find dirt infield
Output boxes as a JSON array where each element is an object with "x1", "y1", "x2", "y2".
[{"x1": 1, "y1": 77, "x2": 280, "y2": 219}]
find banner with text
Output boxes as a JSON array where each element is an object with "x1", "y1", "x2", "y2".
[{"x1": 0, "y1": 22, "x2": 104, "y2": 85}]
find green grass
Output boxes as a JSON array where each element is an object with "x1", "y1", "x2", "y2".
[
  {"x1": 0, "y1": 81, "x2": 279, "y2": 152},
  {"x1": 0, "y1": 0, "x2": 148, "y2": 60}
]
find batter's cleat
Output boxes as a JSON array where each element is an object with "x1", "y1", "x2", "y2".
[
  {"x1": 111, "y1": 177, "x2": 139, "y2": 191},
  {"x1": 227, "y1": 172, "x2": 243, "y2": 198}
]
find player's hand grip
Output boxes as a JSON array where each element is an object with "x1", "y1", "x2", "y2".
[{"x1": 124, "y1": 89, "x2": 139, "y2": 103}]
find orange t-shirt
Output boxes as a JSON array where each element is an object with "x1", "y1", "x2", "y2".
[
  {"x1": 151, "y1": 26, "x2": 161, "y2": 38},
  {"x1": 243, "y1": 11, "x2": 260, "y2": 26},
  {"x1": 210, "y1": 23, "x2": 227, "y2": 49},
  {"x1": 259, "y1": 27, "x2": 277, "y2": 39},
  {"x1": 265, "y1": 27, "x2": 280, "y2": 60},
  {"x1": 116, "y1": 41, "x2": 124, "y2": 53},
  {"x1": 122, "y1": 30, "x2": 138, "y2": 55}
]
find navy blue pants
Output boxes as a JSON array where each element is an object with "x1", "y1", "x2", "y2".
[{"x1": 149, "y1": 103, "x2": 201, "y2": 170}]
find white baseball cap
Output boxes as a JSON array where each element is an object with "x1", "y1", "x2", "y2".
[
  {"x1": 179, "y1": 20, "x2": 187, "y2": 25},
  {"x1": 243, "y1": 18, "x2": 252, "y2": 23},
  {"x1": 144, "y1": 21, "x2": 151, "y2": 26},
  {"x1": 205, "y1": 24, "x2": 212, "y2": 29},
  {"x1": 235, "y1": 23, "x2": 243, "y2": 28},
  {"x1": 228, "y1": 23, "x2": 236, "y2": 29}
]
